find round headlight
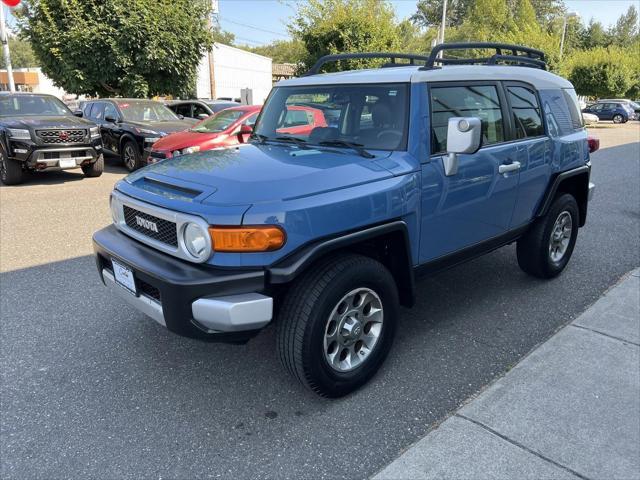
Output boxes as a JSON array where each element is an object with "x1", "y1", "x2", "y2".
[{"x1": 183, "y1": 222, "x2": 209, "y2": 259}]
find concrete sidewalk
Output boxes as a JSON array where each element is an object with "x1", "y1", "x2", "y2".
[{"x1": 375, "y1": 269, "x2": 640, "y2": 480}]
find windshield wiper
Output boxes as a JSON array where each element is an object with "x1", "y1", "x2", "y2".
[{"x1": 318, "y1": 140, "x2": 375, "y2": 159}]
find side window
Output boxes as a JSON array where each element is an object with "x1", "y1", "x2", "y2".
[
  {"x1": 282, "y1": 109, "x2": 311, "y2": 127},
  {"x1": 175, "y1": 104, "x2": 192, "y2": 118},
  {"x1": 430, "y1": 85, "x2": 504, "y2": 154},
  {"x1": 104, "y1": 103, "x2": 118, "y2": 120},
  {"x1": 243, "y1": 113, "x2": 259, "y2": 127},
  {"x1": 561, "y1": 89, "x2": 584, "y2": 130},
  {"x1": 507, "y1": 86, "x2": 544, "y2": 139},
  {"x1": 193, "y1": 104, "x2": 210, "y2": 118},
  {"x1": 91, "y1": 102, "x2": 105, "y2": 121}
]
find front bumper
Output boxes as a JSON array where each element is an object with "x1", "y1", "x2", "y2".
[{"x1": 93, "y1": 225, "x2": 273, "y2": 342}]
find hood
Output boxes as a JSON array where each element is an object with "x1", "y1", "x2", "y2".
[
  {"x1": 152, "y1": 129, "x2": 225, "y2": 152},
  {"x1": 0, "y1": 115, "x2": 96, "y2": 129},
  {"x1": 124, "y1": 143, "x2": 394, "y2": 205},
  {"x1": 127, "y1": 120, "x2": 192, "y2": 135}
]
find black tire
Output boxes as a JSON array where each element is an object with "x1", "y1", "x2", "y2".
[
  {"x1": 121, "y1": 139, "x2": 141, "y2": 171},
  {"x1": 613, "y1": 114, "x2": 624, "y2": 124},
  {"x1": 81, "y1": 154, "x2": 104, "y2": 177},
  {"x1": 277, "y1": 254, "x2": 399, "y2": 398},
  {"x1": 0, "y1": 145, "x2": 24, "y2": 185},
  {"x1": 517, "y1": 193, "x2": 579, "y2": 279}
]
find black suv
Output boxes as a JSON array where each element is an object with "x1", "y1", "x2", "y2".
[
  {"x1": 83, "y1": 99, "x2": 196, "y2": 171},
  {"x1": 0, "y1": 93, "x2": 103, "y2": 185}
]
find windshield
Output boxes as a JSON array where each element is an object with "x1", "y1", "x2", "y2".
[
  {"x1": 192, "y1": 109, "x2": 244, "y2": 133},
  {"x1": 118, "y1": 101, "x2": 179, "y2": 122},
  {"x1": 254, "y1": 83, "x2": 409, "y2": 151},
  {"x1": 0, "y1": 95, "x2": 71, "y2": 117}
]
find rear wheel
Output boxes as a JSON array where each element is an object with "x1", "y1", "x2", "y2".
[
  {"x1": 0, "y1": 146, "x2": 24, "y2": 185},
  {"x1": 277, "y1": 254, "x2": 399, "y2": 397},
  {"x1": 613, "y1": 114, "x2": 624, "y2": 124},
  {"x1": 122, "y1": 140, "x2": 141, "y2": 171},
  {"x1": 517, "y1": 193, "x2": 579, "y2": 279},
  {"x1": 82, "y1": 154, "x2": 104, "y2": 177}
]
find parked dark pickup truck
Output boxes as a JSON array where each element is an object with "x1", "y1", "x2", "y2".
[{"x1": 0, "y1": 93, "x2": 103, "y2": 185}]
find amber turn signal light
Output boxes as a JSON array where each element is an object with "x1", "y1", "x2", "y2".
[{"x1": 209, "y1": 226, "x2": 285, "y2": 252}]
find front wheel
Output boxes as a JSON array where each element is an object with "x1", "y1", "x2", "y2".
[
  {"x1": 81, "y1": 154, "x2": 104, "y2": 177},
  {"x1": 0, "y1": 146, "x2": 24, "y2": 185},
  {"x1": 613, "y1": 114, "x2": 625, "y2": 124},
  {"x1": 277, "y1": 254, "x2": 399, "y2": 397},
  {"x1": 517, "y1": 193, "x2": 579, "y2": 279}
]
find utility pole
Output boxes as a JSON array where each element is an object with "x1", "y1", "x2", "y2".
[
  {"x1": 207, "y1": 0, "x2": 219, "y2": 100},
  {"x1": 560, "y1": 11, "x2": 579, "y2": 59},
  {"x1": 436, "y1": 0, "x2": 448, "y2": 59},
  {"x1": 0, "y1": 5, "x2": 15, "y2": 92},
  {"x1": 439, "y1": 0, "x2": 448, "y2": 45}
]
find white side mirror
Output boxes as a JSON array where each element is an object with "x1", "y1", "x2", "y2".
[{"x1": 442, "y1": 117, "x2": 482, "y2": 176}]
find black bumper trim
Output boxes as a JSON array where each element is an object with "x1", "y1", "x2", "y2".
[{"x1": 93, "y1": 225, "x2": 266, "y2": 342}]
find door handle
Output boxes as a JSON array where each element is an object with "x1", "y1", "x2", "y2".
[{"x1": 498, "y1": 161, "x2": 521, "y2": 174}]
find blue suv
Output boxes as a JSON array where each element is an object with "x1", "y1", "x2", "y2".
[{"x1": 93, "y1": 43, "x2": 595, "y2": 397}]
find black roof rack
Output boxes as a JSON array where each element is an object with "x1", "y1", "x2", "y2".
[
  {"x1": 423, "y1": 42, "x2": 547, "y2": 70},
  {"x1": 302, "y1": 52, "x2": 431, "y2": 76}
]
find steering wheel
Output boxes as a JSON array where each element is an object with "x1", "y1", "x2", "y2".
[{"x1": 376, "y1": 130, "x2": 402, "y2": 141}]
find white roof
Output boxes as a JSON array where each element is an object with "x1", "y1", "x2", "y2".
[{"x1": 276, "y1": 64, "x2": 573, "y2": 90}]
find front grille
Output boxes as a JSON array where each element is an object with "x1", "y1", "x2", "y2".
[
  {"x1": 36, "y1": 129, "x2": 86, "y2": 144},
  {"x1": 138, "y1": 279, "x2": 161, "y2": 302},
  {"x1": 123, "y1": 205, "x2": 178, "y2": 247}
]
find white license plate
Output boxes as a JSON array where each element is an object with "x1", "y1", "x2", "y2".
[
  {"x1": 59, "y1": 158, "x2": 76, "y2": 169},
  {"x1": 112, "y1": 259, "x2": 137, "y2": 295}
]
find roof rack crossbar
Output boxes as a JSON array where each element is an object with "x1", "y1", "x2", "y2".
[
  {"x1": 487, "y1": 54, "x2": 547, "y2": 69},
  {"x1": 422, "y1": 42, "x2": 547, "y2": 70},
  {"x1": 302, "y1": 52, "x2": 431, "y2": 76}
]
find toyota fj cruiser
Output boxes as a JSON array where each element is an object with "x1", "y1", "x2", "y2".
[
  {"x1": 93, "y1": 43, "x2": 597, "y2": 397},
  {"x1": 0, "y1": 93, "x2": 103, "y2": 185}
]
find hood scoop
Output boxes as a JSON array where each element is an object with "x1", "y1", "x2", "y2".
[{"x1": 131, "y1": 176, "x2": 209, "y2": 202}]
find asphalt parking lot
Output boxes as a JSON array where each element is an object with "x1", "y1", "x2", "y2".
[{"x1": 1, "y1": 123, "x2": 639, "y2": 479}]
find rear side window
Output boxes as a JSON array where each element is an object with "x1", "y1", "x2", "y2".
[
  {"x1": 90, "y1": 102, "x2": 105, "y2": 120},
  {"x1": 507, "y1": 86, "x2": 544, "y2": 138},
  {"x1": 562, "y1": 89, "x2": 584, "y2": 130},
  {"x1": 430, "y1": 85, "x2": 504, "y2": 154}
]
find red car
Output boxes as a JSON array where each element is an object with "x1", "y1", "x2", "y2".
[
  {"x1": 145, "y1": 105, "x2": 327, "y2": 164},
  {"x1": 145, "y1": 105, "x2": 261, "y2": 163}
]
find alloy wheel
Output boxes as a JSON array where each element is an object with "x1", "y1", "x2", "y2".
[
  {"x1": 323, "y1": 287, "x2": 384, "y2": 372},
  {"x1": 123, "y1": 144, "x2": 136, "y2": 170},
  {"x1": 549, "y1": 210, "x2": 573, "y2": 263}
]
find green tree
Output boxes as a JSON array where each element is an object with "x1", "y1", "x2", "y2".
[
  {"x1": 411, "y1": 0, "x2": 473, "y2": 29},
  {"x1": 0, "y1": 38, "x2": 38, "y2": 69},
  {"x1": 246, "y1": 39, "x2": 306, "y2": 64},
  {"x1": 565, "y1": 45, "x2": 639, "y2": 97},
  {"x1": 579, "y1": 20, "x2": 611, "y2": 49},
  {"x1": 18, "y1": 0, "x2": 214, "y2": 98},
  {"x1": 609, "y1": 5, "x2": 639, "y2": 47},
  {"x1": 290, "y1": 0, "x2": 401, "y2": 73}
]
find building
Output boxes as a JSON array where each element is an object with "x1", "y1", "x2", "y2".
[
  {"x1": 0, "y1": 67, "x2": 69, "y2": 99},
  {"x1": 272, "y1": 63, "x2": 297, "y2": 83},
  {"x1": 196, "y1": 43, "x2": 272, "y2": 104}
]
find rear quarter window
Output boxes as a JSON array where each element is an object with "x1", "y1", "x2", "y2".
[{"x1": 561, "y1": 89, "x2": 584, "y2": 130}]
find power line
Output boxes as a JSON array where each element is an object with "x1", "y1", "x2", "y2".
[{"x1": 220, "y1": 17, "x2": 290, "y2": 38}]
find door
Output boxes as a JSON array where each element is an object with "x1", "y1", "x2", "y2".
[
  {"x1": 102, "y1": 102, "x2": 122, "y2": 153},
  {"x1": 503, "y1": 83, "x2": 552, "y2": 228},
  {"x1": 419, "y1": 83, "x2": 520, "y2": 263},
  {"x1": 599, "y1": 103, "x2": 616, "y2": 120}
]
